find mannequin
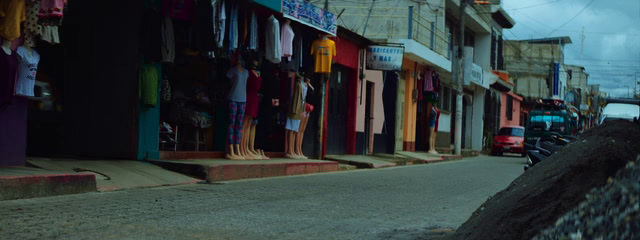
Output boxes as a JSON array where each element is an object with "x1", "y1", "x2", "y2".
[
  {"x1": 1, "y1": 40, "x2": 12, "y2": 55},
  {"x1": 285, "y1": 77, "x2": 307, "y2": 158},
  {"x1": 241, "y1": 59, "x2": 264, "y2": 160},
  {"x1": 294, "y1": 78, "x2": 314, "y2": 158},
  {"x1": 428, "y1": 105, "x2": 439, "y2": 154},
  {"x1": 225, "y1": 57, "x2": 249, "y2": 160}
]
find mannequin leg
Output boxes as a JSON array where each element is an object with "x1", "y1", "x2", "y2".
[
  {"x1": 226, "y1": 102, "x2": 243, "y2": 160},
  {"x1": 241, "y1": 116, "x2": 252, "y2": 159},
  {"x1": 286, "y1": 130, "x2": 297, "y2": 158},
  {"x1": 284, "y1": 129, "x2": 290, "y2": 155},
  {"x1": 295, "y1": 115, "x2": 310, "y2": 158},
  {"x1": 428, "y1": 127, "x2": 438, "y2": 154},
  {"x1": 248, "y1": 123, "x2": 260, "y2": 157},
  {"x1": 259, "y1": 149, "x2": 270, "y2": 159},
  {"x1": 235, "y1": 103, "x2": 247, "y2": 159}
]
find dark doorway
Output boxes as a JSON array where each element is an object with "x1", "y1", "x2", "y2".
[
  {"x1": 364, "y1": 82, "x2": 374, "y2": 155},
  {"x1": 326, "y1": 65, "x2": 352, "y2": 155},
  {"x1": 374, "y1": 71, "x2": 397, "y2": 154}
]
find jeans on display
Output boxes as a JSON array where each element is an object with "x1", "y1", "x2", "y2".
[{"x1": 228, "y1": 101, "x2": 246, "y2": 144}]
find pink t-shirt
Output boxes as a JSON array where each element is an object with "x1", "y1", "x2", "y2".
[
  {"x1": 163, "y1": 0, "x2": 194, "y2": 21},
  {"x1": 280, "y1": 22, "x2": 294, "y2": 60}
]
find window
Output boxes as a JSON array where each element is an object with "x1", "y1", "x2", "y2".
[
  {"x1": 507, "y1": 95, "x2": 513, "y2": 120},
  {"x1": 490, "y1": 32, "x2": 496, "y2": 70},
  {"x1": 497, "y1": 36, "x2": 504, "y2": 70},
  {"x1": 498, "y1": 127, "x2": 524, "y2": 137},
  {"x1": 440, "y1": 86, "x2": 451, "y2": 112}
]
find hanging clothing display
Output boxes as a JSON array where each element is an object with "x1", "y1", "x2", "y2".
[
  {"x1": 295, "y1": 36, "x2": 303, "y2": 68},
  {"x1": 432, "y1": 71, "x2": 441, "y2": 92},
  {"x1": 216, "y1": 0, "x2": 226, "y2": 48},
  {"x1": 15, "y1": 47, "x2": 40, "y2": 97},
  {"x1": 162, "y1": 0, "x2": 194, "y2": 21},
  {"x1": 0, "y1": 0, "x2": 26, "y2": 41},
  {"x1": 23, "y1": 1, "x2": 42, "y2": 48},
  {"x1": 245, "y1": 70, "x2": 262, "y2": 118},
  {"x1": 416, "y1": 73, "x2": 423, "y2": 101},
  {"x1": 249, "y1": 10, "x2": 258, "y2": 50},
  {"x1": 139, "y1": 64, "x2": 160, "y2": 107},
  {"x1": 0, "y1": 48, "x2": 19, "y2": 106},
  {"x1": 285, "y1": 80, "x2": 307, "y2": 132},
  {"x1": 311, "y1": 38, "x2": 336, "y2": 74},
  {"x1": 423, "y1": 69, "x2": 434, "y2": 92},
  {"x1": 228, "y1": 3, "x2": 238, "y2": 51},
  {"x1": 38, "y1": 0, "x2": 66, "y2": 44},
  {"x1": 280, "y1": 21, "x2": 294, "y2": 60},
  {"x1": 265, "y1": 15, "x2": 281, "y2": 64},
  {"x1": 161, "y1": 16, "x2": 175, "y2": 63}
]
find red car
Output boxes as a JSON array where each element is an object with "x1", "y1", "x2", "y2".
[{"x1": 492, "y1": 126, "x2": 525, "y2": 157}]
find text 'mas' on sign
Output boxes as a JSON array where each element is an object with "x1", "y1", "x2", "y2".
[{"x1": 366, "y1": 45, "x2": 404, "y2": 71}]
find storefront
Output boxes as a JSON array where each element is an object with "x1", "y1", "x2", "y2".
[
  {"x1": 153, "y1": 0, "x2": 340, "y2": 160},
  {"x1": 0, "y1": 0, "x2": 341, "y2": 166}
]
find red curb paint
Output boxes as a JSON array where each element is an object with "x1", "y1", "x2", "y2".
[{"x1": 207, "y1": 162, "x2": 339, "y2": 182}]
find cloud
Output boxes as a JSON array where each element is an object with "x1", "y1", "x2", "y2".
[{"x1": 503, "y1": 0, "x2": 640, "y2": 98}]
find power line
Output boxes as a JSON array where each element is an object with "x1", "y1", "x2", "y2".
[
  {"x1": 547, "y1": 0, "x2": 597, "y2": 36},
  {"x1": 508, "y1": 0, "x2": 564, "y2": 11}
]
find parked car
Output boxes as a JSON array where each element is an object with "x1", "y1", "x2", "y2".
[
  {"x1": 599, "y1": 103, "x2": 640, "y2": 124},
  {"x1": 492, "y1": 126, "x2": 525, "y2": 157}
]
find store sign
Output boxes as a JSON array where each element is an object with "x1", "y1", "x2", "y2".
[
  {"x1": 463, "y1": 60, "x2": 483, "y2": 87},
  {"x1": 366, "y1": 46, "x2": 404, "y2": 71},
  {"x1": 282, "y1": 0, "x2": 337, "y2": 35}
]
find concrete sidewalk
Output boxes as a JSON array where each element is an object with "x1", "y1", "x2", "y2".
[
  {"x1": 149, "y1": 158, "x2": 339, "y2": 182},
  {"x1": 396, "y1": 151, "x2": 464, "y2": 163},
  {"x1": 325, "y1": 155, "x2": 396, "y2": 168},
  {"x1": 0, "y1": 166, "x2": 96, "y2": 201},
  {"x1": 27, "y1": 158, "x2": 201, "y2": 192}
]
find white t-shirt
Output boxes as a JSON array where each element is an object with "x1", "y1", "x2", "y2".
[
  {"x1": 265, "y1": 15, "x2": 281, "y2": 64},
  {"x1": 15, "y1": 47, "x2": 39, "y2": 97}
]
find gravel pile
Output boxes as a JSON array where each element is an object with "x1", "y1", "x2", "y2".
[
  {"x1": 449, "y1": 120, "x2": 640, "y2": 240},
  {"x1": 534, "y1": 156, "x2": 640, "y2": 240}
]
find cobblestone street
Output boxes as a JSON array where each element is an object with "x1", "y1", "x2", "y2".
[{"x1": 0, "y1": 156, "x2": 523, "y2": 239}]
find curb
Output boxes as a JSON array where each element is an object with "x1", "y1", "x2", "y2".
[
  {"x1": 207, "y1": 162, "x2": 339, "y2": 182},
  {"x1": 0, "y1": 173, "x2": 97, "y2": 201}
]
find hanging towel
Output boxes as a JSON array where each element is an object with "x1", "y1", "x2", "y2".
[{"x1": 140, "y1": 64, "x2": 160, "y2": 107}]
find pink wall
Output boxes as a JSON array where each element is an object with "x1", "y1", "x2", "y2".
[{"x1": 500, "y1": 92, "x2": 523, "y2": 128}]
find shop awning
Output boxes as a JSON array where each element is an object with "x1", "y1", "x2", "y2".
[
  {"x1": 491, "y1": 8, "x2": 515, "y2": 29},
  {"x1": 282, "y1": 0, "x2": 337, "y2": 36},
  {"x1": 252, "y1": 0, "x2": 282, "y2": 12},
  {"x1": 490, "y1": 78, "x2": 513, "y2": 92},
  {"x1": 489, "y1": 70, "x2": 513, "y2": 92}
]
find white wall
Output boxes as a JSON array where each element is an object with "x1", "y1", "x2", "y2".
[
  {"x1": 356, "y1": 69, "x2": 386, "y2": 134},
  {"x1": 471, "y1": 87, "x2": 485, "y2": 150}
]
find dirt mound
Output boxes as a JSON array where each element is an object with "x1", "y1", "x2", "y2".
[
  {"x1": 533, "y1": 157, "x2": 640, "y2": 239},
  {"x1": 449, "y1": 120, "x2": 640, "y2": 240}
]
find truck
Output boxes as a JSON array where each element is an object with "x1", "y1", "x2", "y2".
[{"x1": 524, "y1": 99, "x2": 575, "y2": 146}]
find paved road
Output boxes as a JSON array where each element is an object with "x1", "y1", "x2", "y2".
[{"x1": 0, "y1": 155, "x2": 524, "y2": 240}]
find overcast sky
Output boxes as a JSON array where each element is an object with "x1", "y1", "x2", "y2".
[{"x1": 502, "y1": 0, "x2": 640, "y2": 98}]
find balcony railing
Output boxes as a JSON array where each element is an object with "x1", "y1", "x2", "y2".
[{"x1": 408, "y1": 6, "x2": 451, "y2": 59}]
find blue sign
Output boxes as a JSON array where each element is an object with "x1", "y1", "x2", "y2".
[
  {"x1": 252, "y1": 0, "x2": 282, "y2": 12},
  {"x1": 553, "y1": 63, "x2": 560, "y2": 96},
  {"x1": 282, "y1": 0, "x2": 337, "y2": 35}
]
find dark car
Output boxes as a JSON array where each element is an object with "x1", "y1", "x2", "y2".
[{"x1": 492, "y1": 126, "x2": 525, "y2": 157}]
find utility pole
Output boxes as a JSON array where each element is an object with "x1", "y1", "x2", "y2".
[
  {"x1": 454, "y1": 0, "x2": 468, "y2": 155},
  {"x1": 316, "y1": 0, "x2": 330, "y2": 159}
]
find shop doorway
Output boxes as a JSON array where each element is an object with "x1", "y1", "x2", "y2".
[
  {"x1": 375, "y1": 71, "x2": 397, "y2": 154},
  {"x1": 364, "y1": 82, "x2": 374, "y2": 155},
  {"x1": 326, "y1": 65, "x2": 352, "y2": 155}
]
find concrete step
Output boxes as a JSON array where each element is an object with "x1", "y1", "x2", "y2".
[
  {"x1": 27, "y1": 158, "x2": 201, "y2": 192},
  {"x1": 0, "y1": 167, "x2": 96, "y2": 201},
  {"x1": 325, "y1": 155, "x2": 396, "y2": 169},
  {"x1": 149, "y1": 158, "x2": 339, "y2": 182}
]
